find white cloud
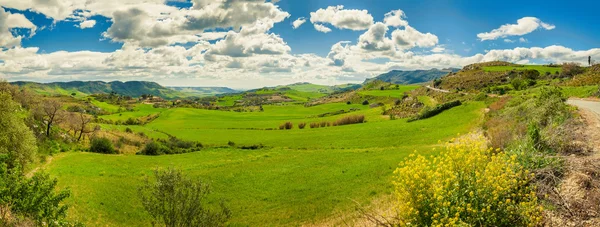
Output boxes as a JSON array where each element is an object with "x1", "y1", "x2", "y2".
[
  {"x1": 357, "y1": 22, "x2": 394, "y2": 52},
  {"x1": 477, "y1": 17, "x2": 555, "y2": 41},
  {"x1": 519, "y1": 37, "x2": 528, "y2": 43},
  {"x1": 310, "y1": 5, "x2": 373, "y2": 31},
  {"x1": 79, "y1": 20, "x2": 96, "y2": 29},
  {"x1": 391, "y1": 25, "x2": 438, "y2": 50},
  {"x1": 431, "y1": 46, "x2": 445, "y2": 53},
  {"x1": 504, "y1": 39, "x2": 515, "y2": 43},
  {"x1": 204, "y1": 20, "x2": 291, "y2": 58},
  {"x1": 313, "y1": 23, "x2": 332, "y2": 33},
  {"x1": 292, "y1": 17, "x2": 306, "y2": 29},
  {"x1": 0, "y1": 8, "x2": 36, "y2": 48},
  {"x1": 383, "y1": 9, "x2": 408, "y2": 27},
  {"x1": 1, "y1": 2, "x2": 599, "y2": 88}
]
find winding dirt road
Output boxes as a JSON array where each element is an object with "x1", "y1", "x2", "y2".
[{"x1": 567, "y1": 99, "x2": 600, "y2": 117}]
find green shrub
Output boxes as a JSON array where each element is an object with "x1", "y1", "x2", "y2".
[
  {"x1": 228, "y1": 141, "x2": 235, "y2": 147},
  {"x1": 310, "y1": 122, "x2": 319, "y2": 128},
  {"x1": 474, "y1": 92, "x2": 487, "y2": 101},
  {"x1": 298, "y1": 122, "x2": 306, "y2": 129},
  {"x1": 89, "y1": 137, "x2": 117, "y2": 154},
  {"x1": 240, "y1": 144, "x2": 264, "y2": 150},
  {"x1": 138, "y1": 168, "x2": 230, "y2": 227},
  {"x1": 408, "y1": 100, "x2": 462, "y2": 122},
  {"x1": 0, "y1": 166, "x2": 79, "y2": 226},
  {"x1": 138, "y1": 137, "x2": 202, "y2": 156},
  {"x1": 140, "y1": 141, "x2": 169, "y2": 156},
  {"x1": 125, "y1": 127, "x2": 133, "y2": 133},
  {"x1": 362, "y1": 100, "x2": 369, "y2": 105}
]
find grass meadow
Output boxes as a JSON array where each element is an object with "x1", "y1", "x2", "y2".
[
  {"x1": 99, "y1": 104, "x2": 166, "y2": 121},
  {"x1": 45, "y1": 101, "x2": 485, "y2": 226}
]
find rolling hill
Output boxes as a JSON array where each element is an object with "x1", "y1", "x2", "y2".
[
  {"x1": 365, "y1": 68, "x2": 460, "y2": 85},
  {"x1": 169, "y1": 87, "x2": 239, "y2": 97},
  {"x1": 11, "y1": 81, "x2": 190, "y2": 99}
]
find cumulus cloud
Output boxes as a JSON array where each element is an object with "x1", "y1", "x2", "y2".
[
  {"x1": 313, "y1": 23, "x2": 332, "y2": 33},
  {"x1": 391, "y1": 25, "x2": 438, "y2": 49},
  {"x1": 292, "y1": 17, "x2": 306, "y2": 29},
  {"x1": 0, "y1": 8, "x2": 36, "y2": 48},
  {"x1": 1, "y1": 2, "x2": 599, "y2": 87},
  {"x1": 383, "y1": 9, "x2": 408, "y2": 27},
  {"x1": 310, "y1": 5, "x2": 373, "y2": 31},
  {"x1": 79, "y1": 20, "x2": 96, "y2": 29},
  {"x1": 477, "y1": 17, "x2": 555, "y2": 41},
  {"x1": 357, "y1": 22, "x2": 394, "y2": 52},
  {"x1": 204, "y1": 20, "x2": 291, "y2": 58}
]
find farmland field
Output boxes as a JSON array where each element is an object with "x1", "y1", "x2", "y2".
[{"x1": 46, "y1": 101, "x2": 485, "y2": 226}]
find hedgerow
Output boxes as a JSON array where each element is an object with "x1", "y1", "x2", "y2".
[
  {"x1": 393, "y1": 136, "x2": 542, "y2": 226},
  {"x1": 408, "y1": 100, "x2": 462, "y2": 122}
]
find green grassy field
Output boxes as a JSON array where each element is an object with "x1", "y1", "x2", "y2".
[
  {"x1": 358, "y1": 86, "x2": 420, "y2": 97},
  {"x1": 89, "y1": 99, "x2": 121, "y2": 114},
  {"x1": 483, "y1": 65, "x2": 562, "y2": 75},
  {"x1": 99, "y1": 104, "x2": 166, "y2": 121},
  {"x1": 46, "y1": 101, "x2": 485, "y2": 226}
]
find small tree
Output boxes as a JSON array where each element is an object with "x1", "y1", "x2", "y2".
[
  {"x1": 39, "y1": 99, "x2": 64, "y2": 137},
  {"x1": 75, "y1": 112, "x2": 93, "y2": 142},
  {"x1": 0, "y1": 166, "x2": 73, "y2": 226},
  {"x1": 139, "y1": 168, "x2": 230, "y2": 227},
  {"x1": 0, "y1": 92, "x2": 37, "y2": 169}
]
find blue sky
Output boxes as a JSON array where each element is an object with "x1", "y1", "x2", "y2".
[{"x1": 0, "y1": 0, "x2": 598, "y2": 88}]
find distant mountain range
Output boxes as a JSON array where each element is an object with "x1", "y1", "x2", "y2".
[
  {"x1": 365, "y1": 68, "x2": 460, "y2": 85},
  {"x1": 10, "y1": 68, "x2": 458, "y2": 100},
  {"x1": 11, "y1": 81, "x2": 190, "y2": 99},
  {"x1": 169, "y1": 87, "x2": 239, "y2": 97},
  {"x1": 248, "y1": 82, "x2": 362, "y2": 94}
]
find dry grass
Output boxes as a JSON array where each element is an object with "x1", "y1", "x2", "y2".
[
  {"x1": 279, "y1": 122, "x2": 293, "y2": 130},
  {"x1": 542, "y1": 108, "x2": 600, "y2": 226},
  {"x1": 333, "y1": 115, "x2": 365, "y2": 126}
]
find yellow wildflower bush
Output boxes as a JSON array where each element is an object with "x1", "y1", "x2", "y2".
[{"x1": 393, "y1": 136, "x2": 543, "y2": 226}]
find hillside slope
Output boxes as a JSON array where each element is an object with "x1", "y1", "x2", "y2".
[
  {"x1": 11, "y1": 81, "x2": 189, "y2": 99},
  {"x1": 169, "y1": 87, "x2": 238, "y2": 97},
  {"x1": 365, "y1": 68, "x2": 459, "y2": 85}
]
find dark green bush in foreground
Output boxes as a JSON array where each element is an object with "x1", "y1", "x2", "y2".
[
  {"x1": 139, "y1": 168, "x2": 230, "y2": 227},
  {"x1": 0, "y1": 166, "x2": 80, "y2": 226},
  {"x1": 408, "y1": 100, "x2": 462, "y2": 122},
  {"x1": 90, "y1": 137, "x2": 117, "y2": 154},
  {"x1": 138, "y1": 137, "x2": 202, "y2": 155}
]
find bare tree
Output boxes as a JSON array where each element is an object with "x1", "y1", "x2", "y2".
[
  {"x1": 75, "y1": 112, "x2": 93, "y2": 142},
  {"x1": 40, "y1": 100, "x2": 63, "y2": 137}
]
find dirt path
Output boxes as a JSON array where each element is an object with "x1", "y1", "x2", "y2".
[
  {"x1": 26, "y1": 155, "x2": 55, "y2": 178},
  {"x1": 567, "y1": 99, "x2": 600, "y2": 118},
  {"x1": 425, "y1": 85, "x2": 450, "y2": 93},
  {"x1": 544, "y1": 100, "x2": 600, "y2": 226}
]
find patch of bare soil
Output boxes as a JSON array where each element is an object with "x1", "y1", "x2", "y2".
[{"x1": 544, "y1": 109, "x2": 600, "y2": 227}]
